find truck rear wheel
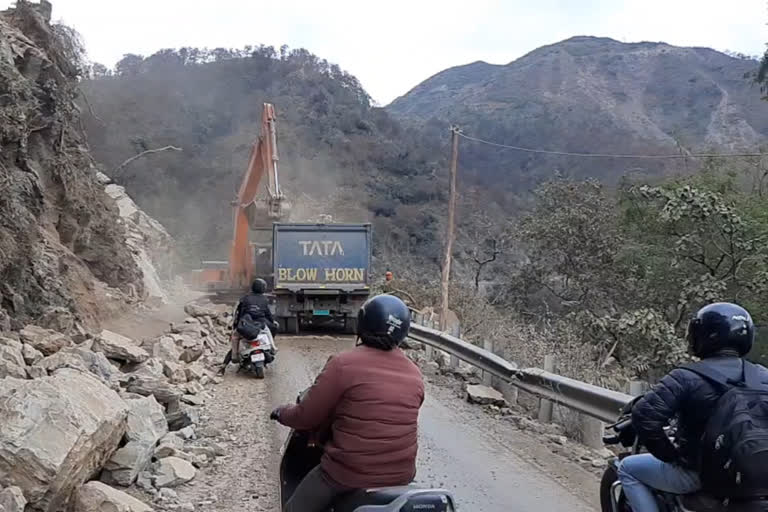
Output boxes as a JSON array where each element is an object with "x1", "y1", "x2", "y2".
[
  {"x1": 286, "y1": 316, "x2": 299, "y2": 334},
  {"x1": 345, "y1": 316, "x2": 358, "y2": 335}
]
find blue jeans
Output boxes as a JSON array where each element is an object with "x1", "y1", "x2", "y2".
[{"x1": 617, "y1": 454, "x2": 701, "y2": 512}]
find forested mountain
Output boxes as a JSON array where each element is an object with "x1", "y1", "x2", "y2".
[
  {"x1": 390, "y1": 37, "x2": 768, "y2": 205},
  {"x1": 81, "y1": 46, "x2": 448, "y2": 270}
]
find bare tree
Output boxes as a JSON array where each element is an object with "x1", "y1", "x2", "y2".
[{"x1": 458, "y1": 209, "x2": 512, "y2": 291}]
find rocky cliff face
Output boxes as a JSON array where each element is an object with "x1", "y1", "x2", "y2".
[{"x1": 0, "y1": 2, "x2": 172, "y2": 329}]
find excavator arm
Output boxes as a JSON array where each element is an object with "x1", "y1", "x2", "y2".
[{"x1": 228, "y1": 103, "x2": 288, "y2": 289}]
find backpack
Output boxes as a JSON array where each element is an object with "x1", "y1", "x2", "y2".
[
  {"x1": 681, "y1": 360, "x2": 768, "y2": 498},
  {"x1": 236, "y1": 313, "x2": 265, "y2": 340}
]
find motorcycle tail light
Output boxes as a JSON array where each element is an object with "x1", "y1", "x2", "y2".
[{"x1": 249, "y1": 341, "x2": 260, "y2": 347}]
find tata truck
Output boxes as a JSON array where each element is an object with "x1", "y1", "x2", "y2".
[{"x1": 272, "y1": 223, "x2": 372, "y2": 334}]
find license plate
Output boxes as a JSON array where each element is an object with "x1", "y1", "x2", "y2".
[
  {"x1": 313, "y1": 310, "x2": 330, "y2": 316},
  {"x1": 250, "y1": 352, "x2": 265, "y2": 362}
]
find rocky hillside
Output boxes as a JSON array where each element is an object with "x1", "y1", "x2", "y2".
[
  {"x1": 0, "y1": 300, "x2": 233, "y2": 512},
  {"x1": 0, "y1": 3, "x2": 173, "y2": 329},
  {"x1": 389, "y1": 36, "x2": 768, "y2": 200}
]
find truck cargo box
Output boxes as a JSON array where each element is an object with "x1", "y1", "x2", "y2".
[{"x1": 272, "y1": 223, "x2": 372, "y2": 292}]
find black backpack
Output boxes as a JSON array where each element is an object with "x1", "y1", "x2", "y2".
[
  {"x1": 236, "y1": 313, "x2": 265, "y2": 340},
  {"x1": 681, "y1": 360, "x2": 768, "y2": 498}
]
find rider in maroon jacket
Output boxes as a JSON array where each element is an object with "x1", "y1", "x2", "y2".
[{"x1": 271, "y1": 294, "x2": 424, "y2": 512}]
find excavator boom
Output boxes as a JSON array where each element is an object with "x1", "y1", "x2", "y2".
[{"x1": 189, "y1": 103, "x2": 289, "y2": 298}]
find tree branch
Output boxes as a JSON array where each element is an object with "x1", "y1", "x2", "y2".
[
  {"x1": 389, "y1": 288, "x2": 416, "y2": 305},
  {"x1": 115, "y1": 146, "x2": 182, "y2": 174},
  {"x1": 472, "y1": 239, "x2": 500, "y2": 290}
]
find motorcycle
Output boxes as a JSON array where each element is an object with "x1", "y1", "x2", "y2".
[
  {"x1": 601, "y1": 398, "x2": 768, "y2": 512},
  {"x1": 279, "y1": 389, "x2": 457, "y2": 511}
]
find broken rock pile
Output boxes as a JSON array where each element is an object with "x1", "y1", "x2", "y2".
[{"x1": 0, "y1": 302, "x2": 232, "y2": 512}]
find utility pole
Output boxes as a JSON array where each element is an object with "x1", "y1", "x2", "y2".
[{"x1": 440, "y1": 126, "x2": 460, "y2": 331}]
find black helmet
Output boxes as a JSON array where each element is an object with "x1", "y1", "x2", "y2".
[
  {"x1": 251, "y1": 278, "x2": 267, "y2": 294},
  {"x1": 356, "y1": 294, "x2": 411, "y2": 350},
  {"x1": 687, "y1": 302, "x2": 754, "y2": 358}
]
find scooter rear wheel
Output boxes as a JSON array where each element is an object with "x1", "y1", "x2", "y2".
[{"x1": 253, "y1": 365, "x2": 265, "y2": 379}]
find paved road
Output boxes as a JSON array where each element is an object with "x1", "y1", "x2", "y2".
[{"x1": 267, "y1": 335, "x2": 598, "y2": 512}]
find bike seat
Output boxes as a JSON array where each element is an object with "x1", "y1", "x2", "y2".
[
  {"x1": 333, "y1": 486, "x2": 454, "y2": 512},
  {"x1": 681, "y1": 494, "x2": 768, "y2": 512}
]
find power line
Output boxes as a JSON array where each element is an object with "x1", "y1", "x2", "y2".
[{"x1": 457, "y1": 132, "x2": 768, "y2": 160}]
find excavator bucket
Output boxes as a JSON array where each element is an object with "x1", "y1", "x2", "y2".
[{"x1": 245, "y1": 195, "x2": 291, "y2": 228}]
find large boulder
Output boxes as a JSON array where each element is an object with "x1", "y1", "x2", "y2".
[
  {"x1": 165, "y1": 401, "x2": 199, "y2": 431},
  {"x1": 183, "y1": 302, "x2": 223, "y2": 319},
  {"x1": 152, "y1": 337, "x2": 181, "y2": 362},
  {"x1": 162, "y1": 360, "x2": 187, "y2": 384},
  {"x1": 125, "y1": 396, "x2": 168, "y2": 446},
  {"x1": 0, "y1": 370, "x2": 128, "y2": 512},
  {"x1": 184, "y1": 363, "x2": 206, "y2": 382},
  {"x1": 171, "y1": 335, "x2": 203, "y2": 364},
  {"x1": 0, "y1": 342, "x2": 26, "y2": 379},
  {"x1": 153, "y1": 433, "x2": 184, "y2": 459},
  {"x1": 35, "y1": 307, "x2": 75, "y2": 334},
  {"x1": 35, "y1": 347, "x2": 120, "y2": 389},
  {"x1": 102, "y1": 396, "x2": 167, "y2": 487},
  {"x1": 170, "y1": 323, "x2": 204, "y2": 337},
  {"x1": 125, "y1": 396, "x2": 168, "y2": 444},
  {"x1": 122, "y1": 358, "x2": 164, "y2": 379},
  {"x1": 76, "y1": 481, "x2": 152, "y2": 512},
  {"x1": 26, "y1": 366, "x2": 47, "y2": 379},
  {"x1": 152, "y1": 457, "x2": 196, "y2": 488},
  {"x1": 21, "y1": 343, "x2": 44, "y2": 366},
  {"x1": 92, "y1": 330, "x2": 149, "y2": 364},
  {"x1": 101, "y1": 442, "x2": 152, "y2": 487},
  {"x1": 124, "y1": 375, "x2": 181, "y2": 405},
  {"x1": 0, "y1": 486, "x2": 27, "y2": 512},
  {"x1": 18, "y1": 325, "x2": 71, "y2": 356},
  {"x1": 465, "y1": 384, "x2": 507, "y2": 407},
  {"x1": 0, "y1": 338, "x2": 22, "y2": 351}
]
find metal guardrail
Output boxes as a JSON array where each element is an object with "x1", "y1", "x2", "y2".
[{"x1": 408, "y1": 322, "x2": 633, "y2": 423}]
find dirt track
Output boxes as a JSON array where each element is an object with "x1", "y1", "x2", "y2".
[{"x1": 111, "y1": 303, "x2": 599, "y2": 511}]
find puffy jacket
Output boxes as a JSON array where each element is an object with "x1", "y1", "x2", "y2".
[
  {"x1": 277, "y1": 345, "x2": 425, "y2": 489},
  {"x1": 632, "y1": 356, "x2": 768, "y2": 468},
  {"x1": 232, "y1": 293, "x2": 274, "y2": 330}
]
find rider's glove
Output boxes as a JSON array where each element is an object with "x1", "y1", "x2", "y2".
[{"x1": 270, "y1": 408, "x2": 281, "y2": 421}]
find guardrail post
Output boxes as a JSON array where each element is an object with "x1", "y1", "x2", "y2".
[
  {"x1": 498, "y1": 380, "x2": 518, "y2": 406},
  {"x1": 449, "y1": 324, "x2": 460, "y2": 369},
  {"x1": 580, "y1": 415, "x2": 605, "y2": 450},
  {"x1": 537, "y1": 354, "x2": 555, "y2": 422},
  {"x1": 482, "y1": 338, "x2": 494, "y2": 386},
  {"x1": 425, "y1": 320, "x2": 436, "y2": 360}
]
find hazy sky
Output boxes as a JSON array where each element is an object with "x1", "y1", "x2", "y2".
[{"x1": 4, "y1": 0, "x2": 766, "y2": 104}]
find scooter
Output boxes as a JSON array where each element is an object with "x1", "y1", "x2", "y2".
[
  {"x1": 279, "y1": 390, "x2": 457, "y2": 511},
  {"x1": 601, "y1": 398, "x2": 768, "y2": 512},
  {"x1": 236, "y1": 325, "x2": 276, "y2": 379}
]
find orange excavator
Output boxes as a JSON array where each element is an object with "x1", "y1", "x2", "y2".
[{"x1": 189, "y1": 103, "x2": 290, "y2": 300}]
